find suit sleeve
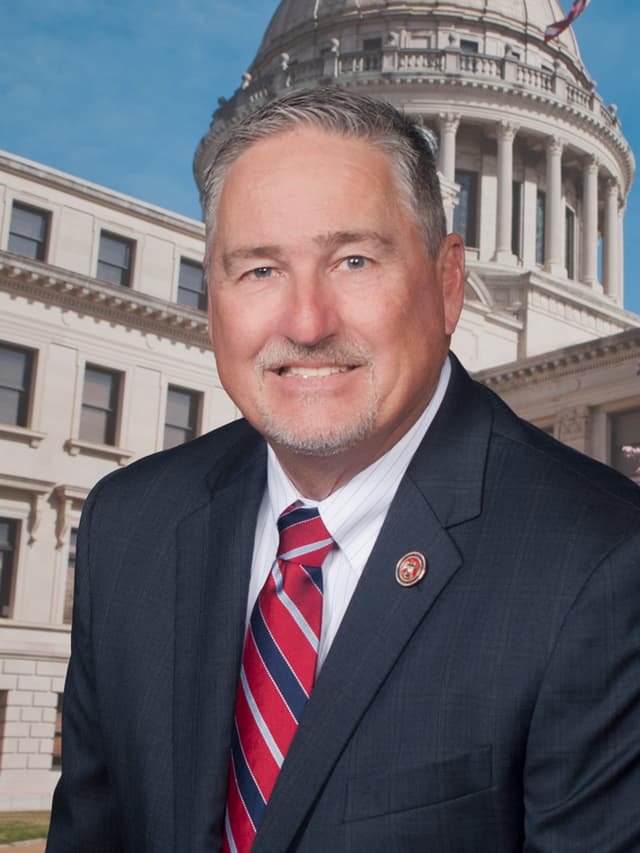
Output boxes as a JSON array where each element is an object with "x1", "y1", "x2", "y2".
[
  {"x1": 523, "y1": 530, "x2": 640, "y2": 852},
  {"x1": 46, "y1": 484, "x2": 124, "y2": 853}
]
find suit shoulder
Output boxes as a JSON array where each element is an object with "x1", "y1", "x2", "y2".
[{"x1": 86, "y1": 418, "x2": 263, "y2": 509}]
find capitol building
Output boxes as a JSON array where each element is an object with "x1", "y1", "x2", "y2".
[{"x1": 1, "y1": 0, "x2": 639, "y2": 808}]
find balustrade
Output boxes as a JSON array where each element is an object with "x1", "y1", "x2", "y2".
[
  {"x1": 458, "y1": 54, "x2": 501, "y2": 76},
  {"x1": 397, "y1": 50, "x2": 443, "y2": 71},
  {"x1": 236, "y1": 47, "x2": 621, "y2": 145},
  {"x1": 567, "y1": 83, "x2": 592, "y2": 109},
  {"x1": 290, "y1": 58, "x2": 324, "y2": 84},
  {"x1": 517, "y1": 65, "x2": 554, "y2": 92}
]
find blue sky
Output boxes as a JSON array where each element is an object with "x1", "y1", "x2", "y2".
[{"x1": 2, "y1": 0, "x2": 639, "y2": 312}]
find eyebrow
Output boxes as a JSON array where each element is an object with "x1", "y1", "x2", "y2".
[
  {"x1": 313, "y1": 230, "x2": 394, "y2": 253},
  {"x1": 221, "y1": 230, "x2": 396, "y2": 275},
  {"x1": 221, "y1": 245, "x2": 285, "y2": 276}
]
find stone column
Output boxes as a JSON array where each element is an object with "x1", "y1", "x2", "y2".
[
  {"x1": 603, "y1": 177, "x2": 619, "y2": 299},
  {"x1": 618, "y1": 202, "x2": 625, "y2": 304},
  {"x1": 437, "y1": 113, "x2": 460, "y2": 231},
  {"x1": 581, "y1": 155, "x2": 599, "y2": 289},
  {"x1": 437, "y1": 113, "x2": 460, "y2": 182},
  {"x1": 493, "y1": 121, "x2": 518, "y2": 264},
  {"x1": 544, "y1": 136, "x2": 565, "y2": 276},
  {"x1": 557, "y1": 406, "x2": 592, "y2": 454}
]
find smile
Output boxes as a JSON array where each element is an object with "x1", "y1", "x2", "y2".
[{"x1": 277, "y1": 365, "x2": 354, "y2": 377}]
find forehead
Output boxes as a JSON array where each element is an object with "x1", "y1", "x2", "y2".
[
  {"x1": 213, "y1": 127, "x2": 409, "y2": 243},
  {"x1": 225, "y1": 125, "x2": 395, "y2": 186}
]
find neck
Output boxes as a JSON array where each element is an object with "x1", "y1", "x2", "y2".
[
  {"x1": 273, "y1": 451, "x2": 367, "y2": 501},
  {"x1": 269, "y1": 412, "x2": 426, "y2": 500}
]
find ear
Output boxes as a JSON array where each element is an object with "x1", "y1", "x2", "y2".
[
  {"x1": 206, "y1": 266, "x2": 217, "y2": 354},
  {"x1": 437, "y1": 233, "x2": 465, "y2": 336}
]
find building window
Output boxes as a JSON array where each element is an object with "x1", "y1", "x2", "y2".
[
  {"x1": 63, "y1": 528, "x2": 78, "y2": 625},
  {"x1": 8, "y1": 202, "x2": 50, "y2": 261},
  {"x1": 0, "y1": 519, "x2": 18, "y2": 618},
  {"x1": 0, "y1": 343, "x2": 34, "y2": 427},
  {"x1": 511, "y1": 181, "x2": 522, "y2": 257},
  {"x1": 79, "y1": 365, "x2": 121, "y2": 446},
  {"x1": 536, "y1": 190, "x2": 546, "y2": 264},
  {"x1": 610, "y1": 408, "x2": 640, "y2": 480},
  {"x1": 52, "y1": 693, "x2": 63, "y2": 769},
  {"x1": 565, "y1": 206, "x2": 576, "y2": 279},
  {"x1": 454, "y1": 170, "x2": 479, "y2": 248},
  {"x1": 164, "y1": 386, "x2": 200, "y2": 449},
  {"x1": 177, "y1": 259, "x2": 206, "y2": 311},
  {"x1": 97, "y1": 231, "x2": 134, "y2": 287},
  {"x1": 363, "y1": 37, "x2": 382, "y2": 51},
  {"x1": 362, "y1": 37, "x2": 382, "y2": 70},
  {"x1": 459, "y1": 40, "x2": 479, "y2": 70}
]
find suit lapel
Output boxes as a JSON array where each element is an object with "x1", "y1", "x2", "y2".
[
  {"x1": 173, "y1": 431, "x2": 267, "y2": 852},
  {"x1": 252, "y1": 358, "x2": 494, "y2": 852}
]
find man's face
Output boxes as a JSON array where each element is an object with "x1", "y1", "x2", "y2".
[{"x1": 208, "y1": 126, "x2": 464, "y2": 474}]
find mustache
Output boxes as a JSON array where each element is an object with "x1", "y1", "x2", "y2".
[{"x1": 255, "y1": 339, "x2": 372, "y2": 371}]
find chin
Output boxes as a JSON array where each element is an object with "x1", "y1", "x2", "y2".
[{"x1": 261, "y1": 412, "x2": 378, "y2": 458}]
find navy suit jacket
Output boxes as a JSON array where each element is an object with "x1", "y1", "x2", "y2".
[{"x1": 47, "y1": 356, "x2": 640, "y2": 852}]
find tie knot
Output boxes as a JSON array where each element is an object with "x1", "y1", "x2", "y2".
[{"x1": 277, "y1": 501, "x2": 334, "y2": 568}]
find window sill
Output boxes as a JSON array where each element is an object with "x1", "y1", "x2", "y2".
[
  {"x1": 0, "y1": 424, "x2": 46, "y2": 448},
  {"x1": 65, "y1": 438, "x2": 133, "y2": 466}
]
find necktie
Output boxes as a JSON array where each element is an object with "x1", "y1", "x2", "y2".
[{"x1": 223, "y1": 502, "x2": 334, "y2": 853}]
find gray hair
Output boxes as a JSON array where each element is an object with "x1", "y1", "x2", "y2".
[{"x1": 199, "y1": 87, "x2": 447, "y2": 270}]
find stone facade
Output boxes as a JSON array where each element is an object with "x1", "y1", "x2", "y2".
[
  {"x1": 475, "y1": 327, "x2": 640, "y2": 482},
  {"x1": 0, "y1": 152, "x2": 237, "y2": 808}
]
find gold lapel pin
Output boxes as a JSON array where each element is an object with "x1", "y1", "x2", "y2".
[{"x1": 395, "y1": 551, "x2": 427, "y2": 587}]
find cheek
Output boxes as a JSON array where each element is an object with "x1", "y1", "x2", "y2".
[{"x1": 211, "y1": 298, "x2": 256, "y2": 360}]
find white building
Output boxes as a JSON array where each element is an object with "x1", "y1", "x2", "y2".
[
  {"x1": 0, "y1": 153, "x2": 237, "y2": 809},
  {"x1": 0, "y1": 0, "x2": 639, "y2": 808}
]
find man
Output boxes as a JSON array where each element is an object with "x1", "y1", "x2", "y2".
[{"x1": 47, "y1": 89, "x2": 640, "y2": 852}]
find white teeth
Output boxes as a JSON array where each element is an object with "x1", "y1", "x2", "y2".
[{"x1": 280, "y1": 365, "x2": 351, "y2": 377}]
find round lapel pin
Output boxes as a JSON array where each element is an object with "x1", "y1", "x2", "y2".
[{"x1": 395, "y1": 551, "x2": 427, "y2": 587}]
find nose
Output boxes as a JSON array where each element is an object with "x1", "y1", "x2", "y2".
[{"x1": 280, "y1": 270, "x2": 338, "y2": 347}]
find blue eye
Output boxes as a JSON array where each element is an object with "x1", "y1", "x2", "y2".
[
  {"x1": 345, "y1": 256, "x2": 367, "y2": 270},
  {"x1": 250, "y1": 267, "x2": 273, "y2": 279}
]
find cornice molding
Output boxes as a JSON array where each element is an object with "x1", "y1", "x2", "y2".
[
  {"x1": 474, "y1": 329, "x2": 640, "y2": 391},
  {"x1": 0, "y1": 252, "x2": 211, "y2": 350},
  {"x1": 0, "y1": 475, "x2": 56, "y2": 544},
  {"x1": 0, "y1": 151, "x2": 204, "y2": 240},
  {"x1": 472, "y1": 263, "x2": 640, "y2": 329}
]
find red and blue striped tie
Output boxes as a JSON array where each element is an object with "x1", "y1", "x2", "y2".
[{"x1": 223, "y1": 502, "x2": 334, "y2": 853}]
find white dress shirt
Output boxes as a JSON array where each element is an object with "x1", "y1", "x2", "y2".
[{"x1": 246, "y1": 357, "x2": 451, "y2": 669}]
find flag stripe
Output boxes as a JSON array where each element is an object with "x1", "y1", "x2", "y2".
[{"x1": 545, "y1": 0, "x2": 590, "y2": 41}]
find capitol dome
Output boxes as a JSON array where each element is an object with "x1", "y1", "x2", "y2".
[
  {"x1": 195, "y1": 0, "x2": 636, "y2": 372},
  {"x1": 258, "y1": 0, "x2": 582, "y2": 69}
]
